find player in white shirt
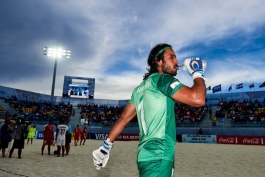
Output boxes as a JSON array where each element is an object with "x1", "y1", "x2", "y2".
[{"x1": 56, "y1": 119, "x2": 68, "y2": 157}]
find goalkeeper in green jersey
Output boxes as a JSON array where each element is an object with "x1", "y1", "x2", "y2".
[{"x1": 93, "y1": 43, "x2": 207, "y2": 177}]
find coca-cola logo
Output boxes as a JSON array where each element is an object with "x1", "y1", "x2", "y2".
[
  {"x1": 219, "y1": 137, "x2": 235, "y2": 144},
  {"x1": 243, "y1": 138, "x2": 260, "y2": 144}
]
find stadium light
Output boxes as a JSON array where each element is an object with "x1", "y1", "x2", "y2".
[{"x1": 43, "y1": 47, "x2": 71, "y2": 105}]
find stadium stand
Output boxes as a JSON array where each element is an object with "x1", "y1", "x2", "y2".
[
  {"x1": 0, "y1": 104, "x2": 6, "y2": 119},
  {"x1": 2, "y1": 95, "x2": 73, "y2": 125},
  {"x1": 216, "y1": 99, "x2": 265, "y2": 127},
  {"x1": 77, "y1": 102, "x2": 208, "y2": 128},
  {"x1": 1, "y1": 92, "x2": 265, "y2": 129}
]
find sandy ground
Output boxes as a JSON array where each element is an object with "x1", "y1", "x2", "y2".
[{"x1": 0, "y1": 140, "x2": 265, "y2": 177}]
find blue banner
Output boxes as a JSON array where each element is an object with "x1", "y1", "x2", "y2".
[
  {"x1": 36, "y1": 131, "x2": 44, "y2": 139},
  {"x1": 35, "y1": 131, "x2": 57, "y2": 139},
  {"x1": 212, "y1": 84, "x2": 221, "y2": 93}
]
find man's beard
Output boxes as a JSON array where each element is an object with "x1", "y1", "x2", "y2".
[{"x1": 162, "y1": 62, "x2": 177, "y2": 76}]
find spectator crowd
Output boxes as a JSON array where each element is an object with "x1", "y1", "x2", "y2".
[
  {"x1": 4, "y1": 95, "x2": 73, "y2": 124},
  {"x1": 2, "y1": 95, "x2": 265, "y2": 128},
  {"x1": 77, "y1": 102, "x2": 208, "y2": 127},
  {"x1": 215, "y1": 99, "x2": 265, "y2": 125}
]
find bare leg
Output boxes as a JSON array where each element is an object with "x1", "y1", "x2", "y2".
[
  {"x1": 62, "y1": 146, "x2": 65, "y2": 157},
  {"x1": 27, "y1": 138, "x2": 30, "y2": 144},
  {"x1": 41, "y1": 145, "x2": 45, "y2": 155},
  {"x1": 2, "y1": 148, "x2": 6, "y2": 157},
  {"x1": 9, "y1": 147, "x2": 14, "y2": 158},
  {"x1": 65, "y1": 143, "x2": 69, "y2": 155},
  {"x1": 57, "y1": 146, "x2": 61, "y2": 157},
  {"x1": 48, "y1": 145, "x2": 51, "y2": 155},
  {"x1": 83, "y1": 139, "x2": 86, "y2": 145},
  {"x1": 18, "y1": 149, "x2": 22, "y2": 159}
]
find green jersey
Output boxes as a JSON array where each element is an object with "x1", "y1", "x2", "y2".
[
  {"x1": 28, "y1": 127, "x2": 36, "y2": 136},
  {"x1": 129, "y1": 73, "x2": 183, "y2": 162}
]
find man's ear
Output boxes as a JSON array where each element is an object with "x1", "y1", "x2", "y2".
[{"x1": 156, "y1": 58, "x2": 163, "y2": 68}]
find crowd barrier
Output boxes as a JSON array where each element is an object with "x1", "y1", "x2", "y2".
[
  {"x1": 33, "y1": 131, "x2": 265, "y2": 146},
  {"x1": 181, "y1": 134, "x2": 265, "y2": 145}
]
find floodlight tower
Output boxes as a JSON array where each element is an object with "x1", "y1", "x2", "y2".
[{"x1": 43, "y1": 47, "x2": 71, "y2": 105}]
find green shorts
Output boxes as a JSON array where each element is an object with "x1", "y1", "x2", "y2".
[
  {"x1": 137, "y1": 160, "x2": 174, "y2": 177},
  {"x1": 28, "y1": 133, "x2": 35, "y2": 139}
]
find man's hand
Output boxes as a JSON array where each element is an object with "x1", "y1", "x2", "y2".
[
  {"x1": 183, "y1": 58, "x2": 207, "y2": 80},
  {"x1": 92, "y1": 139, "x2": 113, "y2": 170}
]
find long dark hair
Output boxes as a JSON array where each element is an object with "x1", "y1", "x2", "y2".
[{"x1": 143, "y1": 43, "x2": 172, "y2": 80}]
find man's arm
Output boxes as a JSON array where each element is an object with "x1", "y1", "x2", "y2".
[
  {"x1": 43, "y1": 125, "x2": 47, "y2": 139},
  {"x1": 172, "y1": 78, "x2": 206, "y2": 107},
  {"x1": 56, "y1": 128, "x2": 59, "y2": 140},
  {"x1": 172, "y1": 57, "x2": 206, "y2": 107},
  {"x1": 92, "y1": 103, "x2": 136, "y2": 170},
  {"x1": 107, "y1": 103, "x2": 136, "y2": 142}
]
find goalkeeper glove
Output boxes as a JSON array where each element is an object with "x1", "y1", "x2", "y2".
[
  {"x1": 183, "y1": 57, "x2": 207, "y2": 80},
  {"x1": 92, "y1": 139, "x2": 113, "y2": 170}
]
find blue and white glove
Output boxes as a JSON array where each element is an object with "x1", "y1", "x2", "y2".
[
  {"x1": 92, "y1": 139, "x2": 113, "y2": 170},
  {"x1": 183, "y1": 57, "x2": 207, "y2": 80}
]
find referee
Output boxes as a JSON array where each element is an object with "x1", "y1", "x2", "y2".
[{"x1": 65, "y1": 119, "x2": 73, "y2": 156}]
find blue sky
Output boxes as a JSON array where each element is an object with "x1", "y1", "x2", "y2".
[{"x1": 0, "y1": 0, "x2": 265, "y2": 100}]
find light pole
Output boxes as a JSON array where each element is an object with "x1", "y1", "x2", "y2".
[{"x1": 43, "y1": 47, "x2": 71, "y2": 105}]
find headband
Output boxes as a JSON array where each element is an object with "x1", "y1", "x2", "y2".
[{"x1": 155, "y1": 46, "x2": 171, "y2": 58}]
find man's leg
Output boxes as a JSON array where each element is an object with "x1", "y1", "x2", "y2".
[
  {"x1": 66, "y1": 142, "x2": 71, "y2": 155},
  {"x1": 48, "y1": 145, "x2": 51, "y2": 155},
  {"x1": 138, "y1": 160, "x2": 174, "y2": 177},
  {"x1": 57, "y1": 146, "x2": 61, "y2": 157},
  {"x1": 18, "y1": 149, "x2": 22, "y2": 159},
  {"x1": 76, "y1": 138, "x2": 79, "y2": 145},
  {"x1": 65, "y1": 143, "x2": 69, "y2": 155},
  {"x1": 9, "y1": 146, "x2": 14, "y2": 158},
  {"x1": 62, "y1": 146, "x2": 65, "y2": 157},
  {"x1": 2, "y1": 148, "x2": 6, "y2": 157},
  {"x1": 41, "y1": 145, "x2": 45, "y2": 155}
]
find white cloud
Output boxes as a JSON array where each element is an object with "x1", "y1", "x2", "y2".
[{"x1": 1, "y1": 0, "x2": 265, "y2": 100}]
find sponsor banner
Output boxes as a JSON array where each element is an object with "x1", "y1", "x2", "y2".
[
  {"x1": 116, "y1": 134, "x2": 140, "y2": 141},
  {"x1": 217, "y1": 135, "x2": 265, "y2": 146},
  {"x1": 90, "y1": 133, "x2": 140, "y2": 141},
  {"x1": 182, "y1": 134, "x2": 217, "y2": 144},
  {"x1": 35, "y1": 131, "x2": 57, "y2": 140},
  {"x1": 90, "y1": 133, "x2": 109, "y2": 140},
  {"x1": 36, "y1": 131, "x2": 44, "y2": 139}
]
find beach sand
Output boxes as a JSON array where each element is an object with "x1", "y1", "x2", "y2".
[{"x1": 0, "y1": 140, "x2": 265, "y2": 177}]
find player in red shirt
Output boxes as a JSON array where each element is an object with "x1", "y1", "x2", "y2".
[
  {"x1": 80, "y1": 127, "x2": 87, "y2": 145},
  {"x1": 73, "y1": 125, "x2": 81, "y2": 146},
  {"x1": 41, "y1": 120, "x2": 54, "y2": 155}
]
